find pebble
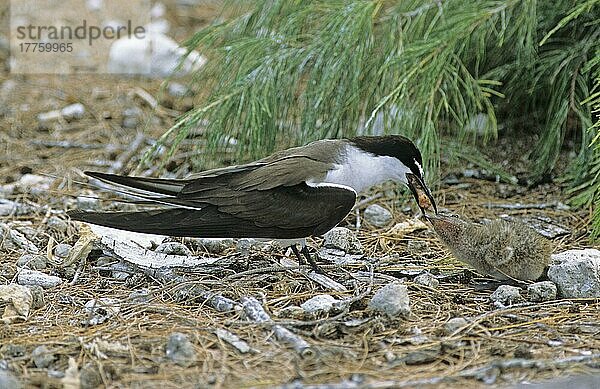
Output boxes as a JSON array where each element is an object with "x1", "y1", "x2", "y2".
[
  {"x1": 0, "y1": 370, "x2": 20, "y2": 389},
  {"x1": 547, "y1": 249, "x2": 600, "y2": 298},
  {"x1": 527, "y1": 281, "x2": 557, "y2": 302},
  {"x1": 368, "y1": 282, "x2": 410, "y2": 318},
  {"x1": 80, "y1": 362, "x2": 102, "y2": 389},
  {"x1": 31, "y1": 345, "x2": 55, "y2": 368},
  {"x1": 490, "y1": 285, "x2": 522, "y2": 306},
  {"x1": 364, "y1": 204, "x2": 393, "y2": 227},
  {"x1": 414, "y1": 272, "x2": 439, "y2": 289},
  {"x1": 60, "y1": 103, "x2": 85, "y2": 120},
  {"x1": 323, "y1": 227, "x2": 363, "y2": 254},
  {"x1": 16, "y1": 254, "x2": 47, "y2": 270},
  {"x1": 54, "y1": 243, "x2": 72, "y2": 259},
  {"x1": 17, "y1": 269, "x2": 62, "y2": 288},
  {"x1": 166, "y1": 332, "x2": 197, "y2": 367},
  {"x1": 443, "y1": 317, "x2": 468, "y2": 335},
  {"x1": 107, "y1": 32, "x2": 206, "y2": 78},
  {"x1": 0, "y1": 199, "x2": 30, "y2": 216},
  {"x1": 300, "y1": 294, "x2": 337, "y2": 314},
  {"x1": 46, "y1": 216, "x2": 68, "y2": 233},
  {"x1": 155, "y1": 242, "x2": 193, "y2": 256},
  {"x1": 16, "y1": 174, "x2": 52, "y2": 194}
]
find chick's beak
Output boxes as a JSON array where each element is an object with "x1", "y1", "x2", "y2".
[{"x1": 406, "y1": 173, "x2": 438, "y2": 215}]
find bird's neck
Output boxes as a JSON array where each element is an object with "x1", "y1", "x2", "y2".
[{"x1": 318, "y1": 145, "x2": 409, "y2": 193}]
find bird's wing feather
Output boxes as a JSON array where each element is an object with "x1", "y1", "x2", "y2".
[
  {"x1": 85, "y1": 171, "x2": 191, "y2": 196},
  {"x1": 69, "y1": 183, "x2": 356, "y2": 238},
  {"x1": 180, "y1": 155, "x2": 335, "y2": 194}
]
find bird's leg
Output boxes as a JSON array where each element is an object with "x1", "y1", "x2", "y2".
[
  {"x1": 300, "y1": 245, "x2": 324, "y2": 274},
  {"x1": 290, "y1": 245, "x2": 306, "y2": 266}
]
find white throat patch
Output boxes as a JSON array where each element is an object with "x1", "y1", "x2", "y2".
[{"x1": 310, "y1": 145, "x2": 410, "y2": 193}]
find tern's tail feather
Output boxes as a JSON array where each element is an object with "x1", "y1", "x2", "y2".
[{"x1": 67, "y1": 207, "x2": 311, "y2": 239}]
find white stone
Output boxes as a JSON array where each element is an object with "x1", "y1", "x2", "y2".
[
  {"x1": 107, "y1": 32, "x2": 206, "y2": 78},
  {"x1": 17, "y1": 269, "x2": 62, "y2": 288},
  {"x1": 300, "y1": 294, "x2": 337, "y2": 314},
  {"x1": 548, "y1": 249, "x2": 600, "y2": 298},
  {"x1": 60, "y1": 103, "x2": 85, "y2": 120}
]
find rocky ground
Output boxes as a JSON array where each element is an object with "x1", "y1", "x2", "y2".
[{"x1": 1, "y1": 1, "x2": 600, "y2": 389}]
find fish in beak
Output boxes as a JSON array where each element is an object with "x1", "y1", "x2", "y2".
[{"x1": 406, "y1": 173, "x2": 438, "y2": 215}]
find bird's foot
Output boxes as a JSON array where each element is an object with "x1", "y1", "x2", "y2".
[{"x1": 290, "y1": 245, "x2": 325, "y2": 274}]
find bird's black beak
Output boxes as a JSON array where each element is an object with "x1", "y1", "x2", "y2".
[{"x1": 406, "y1": 173, "x2": 438, "y2": 215}]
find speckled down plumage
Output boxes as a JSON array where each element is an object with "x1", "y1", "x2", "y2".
[{"x1": 427, "y1": 215, "x2": 552, "y2": 281}]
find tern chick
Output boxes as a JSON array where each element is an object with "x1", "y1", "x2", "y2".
[{"x1": 426, "y1": 214, "x2": 552, "y2": 281}]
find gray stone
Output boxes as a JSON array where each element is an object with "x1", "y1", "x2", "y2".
[
  {"x1": 0, "y1": 370, "x2": 20, "y2": 389},
  {"x1": 368, "y1": 282, "x2": 410, "y2": 318},
  {"x1": 414, "y1": 272, "x2": 439, "y2": 289},
  {"x1": 323, "y1": 227, "x2": 363, "y2": 254},
  {"x1": 31, "y1": 345, "x2": 55, "y2": 368},
  {"x1": 46, "y1": 216, "x2": 68, "y2": 233},
  {"x1": 16, "y1": 174, "x2": 52, "y2": 195},
  {"x1": 527, "y1": 281, "x2": 557, "y2": 302},
  {"x1": 16, "y1": 254, "x2": 47, "y2": 270},
  {"x1": 155, "y1": 242, "x2": 193, "y2": 256},
  {"x1": 54, "y1": 243, "x2": 72, "y2": 259},
  {"x1": 364, "y1": 204, "x2": 393, "y2": 227},
  {"x1": 300, "y1": 294, "x2": 337, "y2": 314},
  {"x1": 548, "y1": 249, "x2": 600, "y2": 298},
  {"x1": 0, "y1": 199, "x2": 31, "y2": 216},
  {"x1": 80, "y1": 362, "x2": 102, "y2": 389},
  {"x1": 490, "y1": 285, "x2": 522, "y2": 306},
  {"x1": 166, "y1": 332, "x2": 196, "y2": 367},
  {"x1": 17, "y1": 269, "x2": 62, "y2": 288},
  {"x1": 443, "y1": 317, "x2": 468, "y2": 335}
]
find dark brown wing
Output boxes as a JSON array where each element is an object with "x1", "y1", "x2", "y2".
[{"x1": 68, "y1": 183, "x2": 356, "y2": 238}]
